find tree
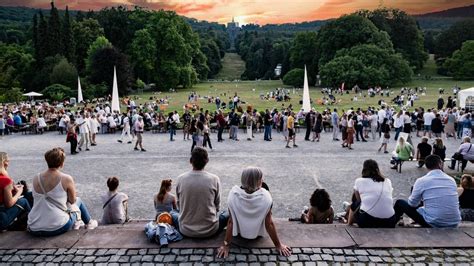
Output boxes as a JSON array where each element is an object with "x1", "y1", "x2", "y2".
[
  {"x1": 356, "y1": 8, "x2": 428, "y2": 70},
  {"x1": 444, "y1": 40, "x2": 474, "y2": 80},
  {"x1": 61, "y1": 6, "x2": 75, "y2": 64},
  {"x1": 435, "y1": 20, "x2": 474, "y2": 59},
  {"x1": 47, "y1": 1, "x2": 61, "y2": 57},
  {"x1": 320, "y1": 44, "x2": 412, "y2": 88},
  {"x1": 0, "y1": 43, "x2": 34, "y2": 89},
  {"x1": 41, "y1": 84, "x2": 73, "y2": 101},
  {"x1": 283, "y1": 68, "x2": 304, "y2": 87},
  {"x1": 36, "y1": 11, "x2": 49, "y2": 65},
  {"x1": 50, "y1": 58, "x2": 78, "y2": 89},
  {"x1": 289, "y1": 32, "x2": 317, "y2": 83},
  {"x1": 89, "y1": 47, "x2": 132, "y2": 96},
  {"x1": 3, "y1": 87, "x2": 24, "y2": 103},
  {"x1": 130, "y1": 29, "x2": 156, "y2": 83},
  {"x1": 86, "y1": 36, "x2": 112, "y2": 73},
  {"x1": 29, "y1": 55, "x2": 64, "y2": 92},
  {"x1": 315, "y1": 14, "x2": 393, "y2": 68},
  {"x1": 72, "y1": 18, "x2": 104, "y2": 73}
]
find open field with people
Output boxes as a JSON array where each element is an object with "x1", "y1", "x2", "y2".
[{"x1": 130, "y1": 78, "x2": 474, "y2": 115}]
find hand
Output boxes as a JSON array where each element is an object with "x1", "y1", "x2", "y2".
[
  {"x1": 276, "y1": 244, "x2": 292, "y2": 257},
  {"x1": 216, "y1": 245, "x2": 230, "y2": 258},
  {"x1": 14, "y1": 184, "x2": 24, "y2": 195}
]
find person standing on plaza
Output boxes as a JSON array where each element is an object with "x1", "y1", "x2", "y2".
[
  {"x1": 286, "y1": 112, "x2": 298, "y2": 148},
  {"x1": 304, "y1": 110, "x2": 312, "y2": 141},
  {"x1": 229, "y1": 110, "x2": 240, "y2": 141},
  {"x1": 312, "y1": 112, "x2": 323, "y2": 142},
  {"x1": 423, "y1": 109, "x2": 435, "y2": 138},
  {"x1": 331, "y1": 108, "x2": 340, "y2": 141},
  {"x1": 133, "y1": 116, "x2": 146, "y2": 152},
  {"x1": 89, "y1": 114, "x2": 99, "y2": 146},
  {"x1": 183, "y1": 109, "x2": 192, "y2": 141},
  {"x1": 264, "y1": 109, "x2": 272, "y2": 141},
  {"x1": 377, "y1": 106, "x2": 387, "y2": 138},
  {"x1": 174, "y1": 147, "x2": 228, "y2": 238},
  {"x1": 167, "y1": 112, "x2": 177, "y2": 141},
  {"x1": 76, "y1": 111, "x2": 90, "y2": 152},
  {"x1": 118, "y1": 113, "x2": 132, "y2": 144},
  {"x1": 216, "y1": 110, "x2": 226, "y2": 142},
  {"x1": 245, "y1": 108, "x2": 254, "y2": 141},
  {"x1": 66, "y1": 119, "x2": 79, "y2": 155},
  {"x1": 369, "y1": 111, "x2": 378, "y2": 141}
]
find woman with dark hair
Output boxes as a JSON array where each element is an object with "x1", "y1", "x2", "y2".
[
  {"x1": 154, "y1": 179, "x2": 177, "y2": 217},
  {"x1": 347, "y1": 159, "x2": 397, "y2": 228},
  {"x1": 312, "y1": 113, "x2": 323, "y2": 142},
  {"x1": 301, "y1": 188, "x2": 334, "y2": 224},
  {"x1": 458, "y1": 174, "x2": 474, "y2": 221},
  {"x1": 343, "y1": 113, "x2": 354, "y2": 149},
  {"x1": 377, "y1": 118, "x2": 391, "y2": 153}
]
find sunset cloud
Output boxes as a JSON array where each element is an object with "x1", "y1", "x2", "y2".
[{"x1": 1, "y1": 0, "x2": 472, "y2": 25}]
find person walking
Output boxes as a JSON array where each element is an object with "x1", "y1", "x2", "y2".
[
  {"x1": 167, "y1": 112, "x2": 177, "y2": 141},
  {"x1": 304, "y1": 111, "x2": 313, "y2": 141},
  {"x1": 118, "y1": 113, "x2": 132, "y2": 144},
  {"x1": 286, "y1": 112, "x2": 298, "y2": 148},
  {"x1": 264, "y1": 109, "x2": 272, "y2": 141},
  {"x1": 245, "y1": 109, "x2": 254, "y2": 141},
  {"x1": 66, "y1": 119, "x2": 79, "y2": 155},
  {"x1": 134, "y1": 116, "x2": 146, "y2": 152},
  {"x1": 76, "y1": 111, "x2": 90, "y2": 152},
  {"x1": 331, "y1": 109, "x2": 339, "y2": 141},
  {"x1": 216, "y1": 110, "x2": 225, "y2": 142}
]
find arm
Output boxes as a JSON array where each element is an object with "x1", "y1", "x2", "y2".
[
  {"x1": 408, "y1": 181, "x2": 423, "y2": 207},
  {"x1": 3, "y1": 183, "x2": 24, "y2": 208},
  {"x1": 457, "y1": 187, "x2": 464, "y2": 196},
  {"x1": 328, "y1": 207, "x2": 334, "y2": 224},
  {"x1": 265, "y1": 211, "x2": 292, "y2": 256},
  {"x1": 214, "y1": 179, "x2": 221, "y2": 213},
  {"x1": 347, "y1": 190, "x2": 361, "y2": 225},
  {"x1": 416, "y1": 148, "x2": 420, "y2": 160},
  {"x1": 172, "y1": 194, "x2": 178, "y2": 210},
  {"x1": 64, "y1": 175, "x2": 77, "y2": 204},
  {"x1": 217, "y1": 213, "x2": 234, "y2": 258}
]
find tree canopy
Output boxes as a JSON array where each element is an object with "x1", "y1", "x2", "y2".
[{"x1": 444, "y1": 40, "x2": 474, "y2": 80}]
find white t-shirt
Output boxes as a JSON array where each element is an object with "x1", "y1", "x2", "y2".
[
  {"x1": 101, "y1": 191, "x2": 128, "y2": 224},
  {"x1": 423, "y1": 112, "x2": 435, "y2": 126},
  {"x1": 378, "y1": 109, "x2": 386, "y2": 123},
  {"x1": 76, "y1": 117, "x2": 90, "y2": 134},
  {"x1": 354, "y1": 178, "x2": 395, "y2": 219}
]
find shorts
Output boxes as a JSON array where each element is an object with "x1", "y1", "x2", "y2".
[
  {"x1": 288, "y1": 129, "x2": 295, "y2": 137},
  {"x1": 424, "y1": 125, "x2": 431, "y2": 131},
  {"x1": 136, "y1": 132, "x2": 143, "y2": 142}
]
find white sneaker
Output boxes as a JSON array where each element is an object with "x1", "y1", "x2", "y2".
[
  {"x1": 86, "y1": 219, "x2": 98, "y2": 230},
  {"x1": 73, "y1": 220, "x2": 85, "y2": 230}
]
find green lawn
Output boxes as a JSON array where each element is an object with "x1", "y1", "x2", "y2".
[
  {"x1": 214, "y1": 53, "x2": 245, "y2": 81},
  {"x1": 131, "y1": 78, "x2": 474, "y2": 114}
]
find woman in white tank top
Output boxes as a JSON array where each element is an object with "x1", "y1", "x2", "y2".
[{"x1": 27, "y1": 148, "x2": 98, "y2": 236}]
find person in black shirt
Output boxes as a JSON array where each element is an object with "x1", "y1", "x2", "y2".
[
  {"x1": 431, "y1": 113, "x2": 443, "y2": 138},
  {"x1": 416, "y1": 137, "x2": 432, "y2": 168},
  {"x1": 458, "y1": 174, "x2": 474, "y2": 221},
  {"x1": 264, "y1": 109, "x2": 272, "y2": 141},
  {"x1": 432, "y1": 138, "x2": 446, "y2": 161}
]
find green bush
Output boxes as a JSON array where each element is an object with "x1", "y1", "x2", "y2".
[
  {"x1": 42, "y1": 84, "x2": 73, "y2": 101},
  {"x1": 283, "y1": 68, "x2": 304, "y2": 87}
]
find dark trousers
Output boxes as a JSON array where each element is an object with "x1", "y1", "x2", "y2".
[
  {"x1": 203, "y1": 133, "x2": 213, "y2": 149},
  {"x1": 305, "y1": 126, "x2": 311, "y2": 140},
  {"x1": 217, "y1": 126, "x2": 224, "y2": 141},
  {"x1": 351, "y1": 201, "x2": 397, "y2": 228},
  {"x1": 70, "y1": 137, "x2": 78, "y2": 154},
  {"x1": 356, "y1": 125, "x2": 365, "y2": 141},
  {"x1": 450, "y1": 154, "x2": 467, "y2": 171},
  {"x1": 394, "y1": 199, "x2": 431, "y2": 227}
]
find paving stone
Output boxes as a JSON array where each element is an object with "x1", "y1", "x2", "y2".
[
  {"x1": 382, "y1": 257, "x2": 394, "y2": 263},
  {"x1": 141, "y1": 255, "x2": 153, "y2": 262},
  {"x1": 236, "y1": 254, "x2": 247, "y2": 262},
  {"x1": 95, "y1": 256, "x2": 110, "y2": 263},
  {"x1": 95, "y1": 249, "x2": 109, "y2": 256},
  {"x1": 332, "y1": 249, "x2": 344, "y2": 255},
  {"x1": 108, "y1": 255, "x2": 121, "y2": 262},
  {"x1": 292, "y1": 262, "x2": 304, "y2": 266},
  {"x1": 345, "y1": 256, "x2": 357, "y2": 262},
  {"x1": 206, "y1": 248, "x2": 214, "y2": 256},
  {"x1": 240, "y1": 248, "x2": 251, "y2": 254},
  {"x1": 354, "y1": 250, "x2": 368, "y2": 256},
  {"x1": 138, "y1": 249, "x2": 147, "y2": 255},
  {"x1": 153, "y1": 255, "x2": 164, "y2": 262},
  {"x1": 260, "y1": 249, "x2": 271, "y2": 255},
  {"x1": 301, "y1": 248, "x2": 313, "y2": 254},
  {"x1": 71, "y1": 256, "x2": 84, "y2": 262},
  {"x1": 456, "y1": 256, "x2": 471, "y2": 262},
  {"x1": 292, "y1": 248, "x2": 302, "y2": 254},
  {"x1": 322, "y1": 249, "x2": 333, "y2": 254},
  {"x1": 393, "y1": 257, "x2": 408, "y2": 263},
  {"x1": 175, "y1": 256, "x2": 188, "y2": 262},
  {"x1": 202, "y1": 256, "x2": 214, "y2": 263},
  {"x1": 304, "y1": 262, "x2": 316, "y2": 266},
  {"x1": 310, "y1": 254, "x2": 322, "y2": 261},
  {"x1": 415, "y1": 256, "x2": 427, "y2": 262},
  {"x1": 180, "y1": 249, "x2": 193, "y2": 255},
  {"x1": 193, "y1": 249, "x2": 206, "y2": 255},
  {"x1": 298, "y1": 254, "x2": 311, "y2": 261},
  {"x1": 118, "y1": 256, "x2": 130, "y2": 263},
  {"x1": 171, "y1": 249, "x2": 180, "y2": 255},
  {"x1": 247, "y1": 255, "x2": 258, "y2": 262},
  {"x1": 268, "y1": 255, "x2": 277, "y2": 262},
  {"x1": 126, "y1": 250, "x2": 139, "y2": 256},
  {"x1": 129, "y1": 255, "x2": 142, "y2": 263},
  {"x1": 356, "y1": 256, "x2": 369, "y2": 262},
  {"x1": 32, "y1": 255, "x2": 45, "y2": 263},
  {"x1": 333, "y1": 256, "x2": 345, "y2": 262},
  {"x1": 163, "y1": 255, "x2": 176, "y2": 263},
  {"x1": 159, "y1": 248, "x2": 171, "y2": 254},
  {"x1": 178, "y1": 263, "x2": 193, "y2": 266},
  {"x1": 401, "y1": 250, "x2": 415, "y2": 256},
  {"x1": 312, "y1": 248, "x2": 322, "y2": 254},
  {"x1": 264, "y1": 263, "x2": 277, "y2": 266},
  {"x1": 321, "y1": 254, "x2": 333, "y2": 261}
]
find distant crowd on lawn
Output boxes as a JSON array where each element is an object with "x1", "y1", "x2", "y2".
[{"x1": 1, "y1": 147, "x2": 473, "y2": 256}]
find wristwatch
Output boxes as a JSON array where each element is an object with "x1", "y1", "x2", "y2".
[{"x1": 223, "y1": 240, "x2": 230, "y2": 247}]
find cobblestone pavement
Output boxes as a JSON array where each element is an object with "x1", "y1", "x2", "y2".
[
  {"x1": 0, "y1": 130, "x2": 464, "y2": 220},
  {"x1": 1, "y1": 247, "x2": 473, "y2": 265}
]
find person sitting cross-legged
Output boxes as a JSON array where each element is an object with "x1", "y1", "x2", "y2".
[
  {"x1": 394, "y1": 155, "x2": 461, "y2": 228},
  {"x1": 173, "y1": 147, "x2": 228, "y2": 238},
  {"x1": 217, "y1": 167, "x2": 291, "y2": 258},
  {"x1": 390, "y1": 136, "x2": 413, "y2": 170},
  {"x1": 101, "y1": 177, "x2": 129, "y2": 225},
  {"x1": 416, "y1": 137, "x2": 432, "y2": 168}
]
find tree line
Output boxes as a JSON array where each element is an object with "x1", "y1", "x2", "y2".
[{"x1": 0, "y1": 4, "x2": 228, "y2": 102}]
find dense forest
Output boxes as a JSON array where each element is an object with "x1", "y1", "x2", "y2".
[{"x1": 0, "y1": 4, "x2": 473, "y2": 103}]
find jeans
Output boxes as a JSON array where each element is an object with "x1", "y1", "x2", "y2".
[
  {"x1": 0, "y1": 128, "x2": 3, "y2": 136},
  {"x1": 171, "y1": 210, "x2": 229, "y2": 236},
  {"x1": 0, "y1": 197, "x2": 31, "y2": 230},
  {"x1": 29, "y1": 197, "x2": 92, "y2": 237},
  {"x1": 203, "y1": 133, "x2": 213, "y2": 149},
  {"x1": 230, "y1": 125, "x2": 238, "y2": 140},
  {"x1": 70, "y1": 137, "x2": 77, "y2": 154},
  {"x1": 356, "y1": 125, "x2": 365, "y2": 141},
  {"x1": 264, "y1": 125, "x2": 272, "y2": 140},
  {"x1": 394, "y1": 199, "x2": 431, "y2": 228},
  {"x1": 394, "y1": 127, "x2": 402, "y2": 140},
  {"x1": 169, "y1": 128, "x2": 176, "y2": 140}
]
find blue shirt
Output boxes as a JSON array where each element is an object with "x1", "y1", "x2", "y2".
[
  {"x1": 409, "y1": 169, "x2": 461, "y2": 228},
  {"x1": 13, "y1": 115, "x2": 22, "y2": 126}
]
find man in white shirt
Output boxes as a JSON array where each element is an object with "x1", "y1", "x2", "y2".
[
  {"x1": 423, "y1": 109, "x2": 435, "y2": 138},
  {"x1": 118, "y1": 114, "x2": 133, "y2": 144},
  {"x1": 77, "y1": 111, "x2": 90, "y2": 151},
  {"x1": 377, "y1": 106, "x2": 386, "y2": 137}
]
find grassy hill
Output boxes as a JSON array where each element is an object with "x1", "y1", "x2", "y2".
[{"x1": 214, "y1": 53, "x2": 246, "y2": 81}]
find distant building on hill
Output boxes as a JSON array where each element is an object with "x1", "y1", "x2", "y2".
[{"x1": 227, "y1": 17, "x2": 241, "y2": 52}]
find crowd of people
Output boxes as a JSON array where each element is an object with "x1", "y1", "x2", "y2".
[{"x1": 1, "y1": 146, "x2": 473, "y2": 256}]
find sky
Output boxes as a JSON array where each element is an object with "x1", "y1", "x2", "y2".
[{"x1": 0, "y1": 0, "x2": 472, "y2": 25}]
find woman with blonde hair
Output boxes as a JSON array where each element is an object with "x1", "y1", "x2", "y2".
[
  {"x1": 217, "y1": 167, "x2": 291, "y2": 258},
  {"x1": 0, "y1": 152, "x2": 31, "y2": 230},
  {"x1": 390, "y1": 136, "x2": 414, "y2": 170}
]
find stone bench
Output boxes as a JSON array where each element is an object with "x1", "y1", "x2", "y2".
[{"x1": 0, "y1": 219, "x2": 473, "y2": 250}]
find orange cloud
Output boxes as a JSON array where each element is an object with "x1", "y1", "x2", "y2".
[{"x1": 1, "y1": 0, "x2": 472, "y2": 24}]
